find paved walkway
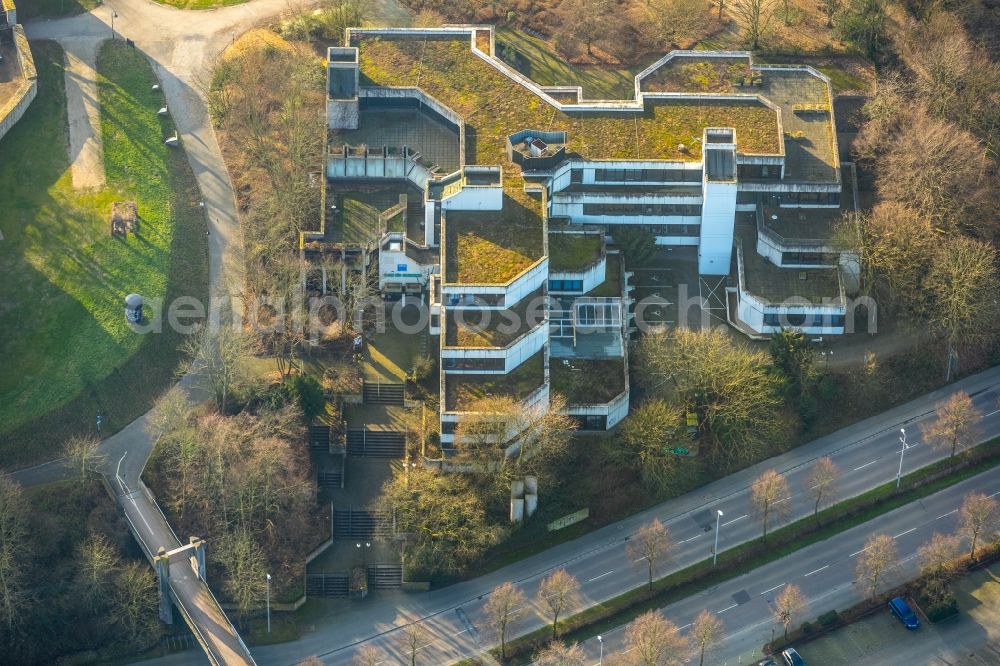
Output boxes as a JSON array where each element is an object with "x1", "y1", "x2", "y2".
[{"x1": 62, "y1": 38, "x2": 106, "y2": 189}]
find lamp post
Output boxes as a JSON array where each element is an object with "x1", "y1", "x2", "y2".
[
  {"x1": 265, "y1": 573, "x2": 271, "y2": 634},
  {"x1": 896, "y1": 428, "x2": 912, "y2": 490},
  {"x1": 110, "y1": 10, "x2": 118, "y2": 39},
  {"x1": 357, "y1": 541, "x2": 371, "y2": 566},
  {"x1": 713, "y1": 509, "x2": 723, "y2": 566},
  {"x1": 597, "y1": 635, "x2": 603, "y2": 665}
]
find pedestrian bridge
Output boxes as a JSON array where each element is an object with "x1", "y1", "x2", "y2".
[{"x1": 115, "y1": 476, "x2": 256, "y2": 666}]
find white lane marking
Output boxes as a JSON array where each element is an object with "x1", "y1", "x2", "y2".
[
  {"x1": 774, "y1": 497, "x2": 790, "y2": 504},
  {"x1": 893, "y1": 528, "x2": 916, "y2": 539},
  {"x1": 853, "y1": 459, "x2": 879, "y2": 471},
  {"x1": 679, "y1": 535, "x2": 700, "y2": 543},
  {"x1": 760, "y1": 583, "x2": 786, "y2": 595},
  {"x1": 722, "y1": 514, "x2": 748, "y2": 527},
  {"x1": 982, "y1": 408, "x2": 1000, "y2": 418},
  {"x1": 937, "y1": 510, "x2": 958, "y2": 520},
  {"x1": 990, "y1": 490, "x2": 1000, "y2": 498},
  {"x1": 717, "y1": 603, "x2": 738, "y2": 613},
  {"x1": 679, "y1": 623, "x2": 692, "y2": 630},
  {"x1": 850, "y1": 548, "x2": 865, "y2": 557},
  {"x1": 804, "y1": 565, "x2": 829, "y2": 577},
  {"x1": 588, "y1": 570, "x2": 614, "y2": 582}
]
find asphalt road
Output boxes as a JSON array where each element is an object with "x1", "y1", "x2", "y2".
[{"x1": 136, "y1": 365, "x2": 1000, "y2": 665}]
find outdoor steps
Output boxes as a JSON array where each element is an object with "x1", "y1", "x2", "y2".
[
  {"x1": 306, "y1": 573, "x2": 349, "y2": 598},
  {"x1": 309, "y1": 423, "x2": 331, "y2": 453},
  {"x1": 346, "y1": 429, "x2": 406, "y2": 458},
  {"x1": 362, "y1": 381, "x2": 405, "y2": 405},
  {"x1": 317, "y1": 470, "x2": 343, "y2": 489},
  {"x1": 368, "y1": 564, "x2": 403, "y2": 590},
  {"x1": 333, "y1": 508, "x2": 392, "y2": 539}
]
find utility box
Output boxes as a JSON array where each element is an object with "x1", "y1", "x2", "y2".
[{"x1": 125, "y1": 293, "x2": 143, "y2": 323}]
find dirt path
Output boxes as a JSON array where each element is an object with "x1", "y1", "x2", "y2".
[{"x1": 62, "y1": 38, "x2": 105, "y2": 190}]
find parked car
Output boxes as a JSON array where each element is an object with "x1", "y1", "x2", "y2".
[
  {"x1": 889, "y1": 596, "x2": 921, "y2": 630},
  {"x1": 781, "y1": 648, "x2": 806, "y2": 666},
  {"x1": 757, "y1": 659, "x2": 778, "y2": 666}
]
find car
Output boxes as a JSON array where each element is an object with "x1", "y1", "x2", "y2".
[
  {"x1": 888, "y1": 596, "x2": 920, "y2": 630},
  {"x1": 781, "y1": 647, "x2": 806, "y2": 666},
  {"x1": 757, "y1": 659, "x2": 778, "y2": 666}
]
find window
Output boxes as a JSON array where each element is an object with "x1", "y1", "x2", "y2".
[
  {"x1": 570, "y1": 169, "x2": 583, "y2": 184},
  {"x1": 577, "y1": 415, "x2": 607, "y2": 430},
  {"x1": 782, "y1": 252, "x2": 839, "y2": 266},
  {"x1": 443, "y1": 357, "x2": 505, "y2": 371},
  {"x1": 440, "y1": 421, "x2": 456, "y2": 435},
  {"x1": 582, "y1": 203, "x2": 700, "y2": 217},
  {"x1": 593, "y1": 168, "x2": 700, "y2": 183},
  {"x1": 549, "y1": 279, "x2": 583, "y2": 292},
  {"x1": 737, "y1": 164, "x2": 781, "y2": 180},
  {"x1": 762, "y1": 313, "x2": 846, "y2": 328}
]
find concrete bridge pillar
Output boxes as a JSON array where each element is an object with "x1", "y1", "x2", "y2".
[
  {"x1": 189, "y1": 536, "x2": 206, "y2": 581},
  {"x1": 154, "y1": 547, "x2": 173, "y2": 624}
]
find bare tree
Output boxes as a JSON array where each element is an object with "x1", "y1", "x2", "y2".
[
  {"x1": 482, "y1": 582, "x2": 527, "y2": 660},
  {"x1": 0, "y1": 477, "x2": 29, "y2": 633},
  {"x1": 533, "y1": 640, "x2": 587, "y2": 666},
  {"x1": 399, "y1": 623, "x2": 428, "y2": 666},
  {"x1": 298, "y1": 658, "x2": 325, "y2": 666},
  {"x1": 690, "y1": 609, "x2": 724, "y2": 666},
  {"x1": 112, "y1": 561, "x2": 158, "y2": 645},
  {"x1": 751, "y1": 469, "x2": 790, "y2": 541},
  {"x1": 922, "y1": 392, "x2": 982, "y2": 459},
  {"x1": 77, "y1": 533, "x2": 121, "y2": 607},
  {"x1": 561, "y1": 0, "x2": 614, "y2": 55},
  {"x1": 63, "y1": 434, "x2": 107, "y2": 482},
  {"x1": 729, "y1": 0, "x2": 776, "y2": 48},
  {"x1": 538, "y1": 569, "x2": 581, "y2": 639},
  {"x1": 350, "y1": 646, "x2": 381, "y2": 666},
  {"x1": 627, "y1": 518, "x2": 677, "y2": 591},
  {"x1": 619, "y1": 610, "x2": 689, "y2": 666},
  {"x1": 146, "y1": 385, "x2": 191, "y2": 440},
  {"x1": 804, "y1": 457, "x2": 841, "y2": 524},
  {"x1": 642, "y1": 0, "x2": 712, "y2": 48},
  {"x1": 959, "y1": 492, "x2": 999, "y2": 561},
  {"x1": 917, "y1": 531, "x2": 962, "y2": 605},
  {"x1": 183, "y1": 322, "x2": 258, "y2": 413},
  {"x1": 856, "y1": 533, "x2": 898, "y2": 599},
  {"x1": 774, "y1": 584, "x2": 806, "y2": 639},
  {"x1": 217, "y1": 530, "x2": 268, "y2": 622}
]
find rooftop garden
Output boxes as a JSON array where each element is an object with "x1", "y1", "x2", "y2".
[
  {"x1": 444, "y1": 189, "x2": 545, "y2": 284},
  {"x1": 445, "y1": 288, "x2": 547, "y2": 348},
  {"x1": 355, "y1": 36, "x2": 781, "y2": 163},
  {"x1": 589, "y1": 252, "x2": 622, "y2": 297},
  {"x1": 445, "y1": 351, "x2": 545, "y2": 411},
  {"x1": 548, "y1": 232, "x2": 602, "y2": 272},
  {"x1": 736, "y1": 225, "x2": 842, "y2": 305},
  {"x1": 550, "y1": 357, "x2": 626, "y2": 405},
  {"x1": 641, "y1": 56, "x2": 752, "y2": 94},
  {"x1": 326, "y1": 184, "x2": 407, "y2": 245}
]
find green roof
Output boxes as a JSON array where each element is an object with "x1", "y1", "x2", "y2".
[
  {"x1": 354, "y1": 36, "x2": 782, "y2": 165},
  {"x1": 445, "y1": 351, "x2": 545, "y2": 410},
  {"x1": 444, "y1": 288, "x2": 546, "y2": 347},
  {"x1": 550, "y1": 358, "x2": 626, "y2": 405},
  {"x1": 736, "y1": 225, "x2": 842, "y2": 305},
  {"x1": 549, "y1": 233, "x2": 602, "y2": 272}
]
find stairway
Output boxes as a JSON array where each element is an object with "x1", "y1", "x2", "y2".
[
  {"x1": 306, "y1": 573, "x2": 349, "y2": 598},
  {"x1": 346, "y1": 429, "x2": 405, "y2": 458},
  {"x1": 368, "y1": 564, "x2": 403, "y2": 590},
  {"x1": 362, "y1": 381, "x2": 405, "y2": 405},
  {"x1": 309, "y1": 423, "x2": 331, "y2": 453},
  {"x1": 333, "y1": 507, "x2": 392, "y2": 539},
  {"x1": 317, "y1": 470, "x2": 343, "y2": 488}
]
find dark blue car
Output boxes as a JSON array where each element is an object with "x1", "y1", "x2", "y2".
[{"x1": 889, "y1": 596, "x2": 920, "y2": 630}]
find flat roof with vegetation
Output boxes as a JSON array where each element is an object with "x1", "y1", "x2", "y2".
[
  {"x1": 445, "y1": 351, "x2": 545, "y2": 410},
  {"x1": 736, "y1": 224, "x2": 842, "y2": 305},
  {"x1": 445, "y1": 287, "x2": 546, "y2": 347},
  {"x1": 354, "y1": 36, "x2": 782, "y2": 164},
  {"x1": 444, "y1": 189, "x2": 544, "y2": 284},
  {"x1": 548, "y1": 233, "x2": 602, "y2": 272},
  {"x1": 550, "y1": 358, "x2": 626, "y2": 405},
  {"x1": 589, "y1": 252, "x2": 623, "y2": 298}
]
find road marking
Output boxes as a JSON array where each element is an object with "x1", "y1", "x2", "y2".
[
  {"x1": 679, "y1": 535, "x2": 700, "y2": 544},
  {"x1": 850, "y1": 548, "x2": 865, "y2": 557},
  {"x1": 678, "y1": 623, "x2": 692, "y2": 630},
  {"x1": 803, "y1": 565, "x2": 829, "y2": 577},
  {"x1": 990, "y1": 490, "x2": 1000, "y2": 498},
  {"x1": 761, "y1": 583, "x2": 785, "y2": 595},
  {"x1": 893, "y1": 528, "x2": 916, "y2": 539},
  {"x1": 937, "y1": 510, "x2": 958, "y2": 520},
  {"x1": 853, "y1": 459, "x2": 879, "y2": 471},
  {"x1": 774, "y1": 497, "x2": 790, "y2": 504},
  {"x1": 588, "y1": 570, "x2": 614, "y2": 582},
  {"x1": 722, "y1": 514, "x2": 748, "y2": 527},
  {"x1": 717, "y1": 603, "x2": 738, "y2": 613}
]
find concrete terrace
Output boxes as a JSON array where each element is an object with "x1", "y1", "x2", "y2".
[
  {"x1": 735, "y1": 222, "x2": 843, "y2": 305},
  {"x1": 444, "y1": 350, "x2": 545, "y2": 410},
  {"x1": 329, "y1": 106, "x2": 460, "y2": 174},
  {"x1": 444, "y1": 287, "x2": 546, "y2": 347}
]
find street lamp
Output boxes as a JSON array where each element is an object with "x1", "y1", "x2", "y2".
[
  {"x1": 110, "y1": 10, "x2": 118, "y2": 39},
  {"x1": 713, "y1": 510, "x2": 723, "y2": 566},
  {"x1": 265, "y1": 573, "x2": 271, "y2": 634},
  {"x1": 597, "y1": 635, "x2": 603, "y2": 665},
  {"x1": 896, "y1": 428, "x2": 913, "y2": 490},
  {"x1": 357, "y1": 541, "x2": 371, "y2": 566}
]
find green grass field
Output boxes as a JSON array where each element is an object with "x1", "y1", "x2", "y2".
[
  {"x1": 14, "y1": 0, "x2": 100, "y2": 20},
  {"x1": 0, "y1": 41, "x2": 207, "y2": 467}
]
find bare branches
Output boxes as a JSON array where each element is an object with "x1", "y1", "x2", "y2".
[
  {"x1": 959, "y1": 492, "x2": 999, "y2": 561},
  {"x1": 922, "y1": 392, "x2": 982, "y2": 459},
  {"x1": 730, "y1": 0, "x2": 776, "y2": 48},
  {"x1": 63, "y1": 434, "x2": 106, "y2": 482},
  {"x1": 626, "y1": 518, "x2": 676, "y2": 591},
  {"x1": 538, "y1": 569, "x2": 581, "y2": 639},
  {"x1": 751, "y1": 469, "x2": 790, "y2": 541},
  {"x1": 774, "y1": 584, "x2": 806, "y2": 640},
  {"x1": 856, "y1": 533, "x2": 898, "y2": 599},
  {"x1": 483, "y1": 582, "x2": 527, "y2": 660},
  {"x1": 691, "y1": 609, "x2": 724, "y2": 666},
  {"x1": 804, "y1": 457, "x2": 841, "y2": 524},
  {"x1": 619, "y1": 610, "x2": 689, "y2": 666},
  {"x1": 532, "y1": 640, "x2": 587, "y2": 665}
]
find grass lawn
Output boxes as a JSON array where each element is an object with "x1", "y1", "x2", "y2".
[
  {"x1": 0, "y1": 41, "x2": 207, "y2": 468},
  {"x1": 14, "y1": 0, "x2": 100, "y2": 19},
  {"x1": 550, "y1": 358, "x2": 626, "y2": 404},
  {"x1": 495, "y1": 28, "x2": 641, "y2": 100}
]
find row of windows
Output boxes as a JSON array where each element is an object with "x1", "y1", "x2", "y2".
[
  {"x1": 443, "y1": 358, "x2": 505, "y2": 371},
  {"x1": 737, "y1": 165, "x2": 782, "y2": 180},
  {"x1": 549, "y1": 279, "x2": 584, "y2": 292},
  {"x1": 582, "y1": 203, "x2": 701, "y2": 216},
  {"x1": 593, "y1": 168, "x2": 702, "y2": 183},
  {"x1": 762, "y1": 313, "x2": 846, "y2": 327},
  {"x1": 737, "y1": 191, "x2": 841, "y2": 205},
  {"x1": 782, "y1": 252, "x2": 839, "y2": 265}
]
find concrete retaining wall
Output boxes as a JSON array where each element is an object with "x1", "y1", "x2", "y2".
[{"x1": 0, "y1": 25, "x2": 36, "y2": 143}]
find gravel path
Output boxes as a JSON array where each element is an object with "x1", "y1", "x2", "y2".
[{"x1": 62, "y1": 38, "x2": 105, "y2": 189}]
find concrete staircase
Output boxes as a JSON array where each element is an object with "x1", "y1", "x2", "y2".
[
  {"x1": 362, "y1": 381, "x2": 405, "y2": 405},
  {"x1": 333, "y1": 507, "x2": 392, "y2": 539},
  {"x1": 306, "y1": 573, "x2": 349, "y2": 598},
  {"x1": 346, "y1": 429, "x2": 405, "y2": 458},
  {"x1": 368, "y1": 564, "x2": 403, "y2": 590}
]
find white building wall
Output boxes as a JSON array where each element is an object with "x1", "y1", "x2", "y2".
[
  {"x1": 442, "y1": 258, "x2": 549, "y2": 308},
  {"x1": 441, "y1": 322, "x2": 548, "y2": 373},
  {"x1": 548, "y1": 255, "x2": 607, "y2": 294},
  {"x1": 699, "y1": 180, "x2": 737, "y2": 274},
  {"x1": 566, "y1": 390, "x2": 630, "y2": 429},
  {"x1": 737, "y1": 291, "x2": 845, "y2": 336},
  {"x1": 441, "y1": 185, "x2": 503, "y2": 211}
]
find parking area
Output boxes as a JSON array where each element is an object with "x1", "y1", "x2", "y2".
[
  {"x1": 630, "y1": 247, "x2": 707, "y2": 331},
  {"x1": 797, "y1": 565, "x2": 1000, "y2": 664}
]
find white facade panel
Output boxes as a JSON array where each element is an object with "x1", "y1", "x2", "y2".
[{"x1": 699, "y1": 180, "x2": 737, "y2": 274}]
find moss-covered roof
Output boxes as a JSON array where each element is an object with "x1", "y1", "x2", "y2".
[
  {"x1": 354, "y1": 36, "x2": 782, "y2": 164},
  {"x1": 549, "y1": 233, "x2": 602, "y2": 272}
]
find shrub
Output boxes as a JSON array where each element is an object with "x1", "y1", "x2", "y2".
[
  {"x1": 289, "y1": 374, "x2": 325, "y2": 420},
  {"x1": 817, "y1": 609, "x2": 840, "y2": 627},
  {"x1": 924, "y1": 597, "x2": 959, "y2": 623},
  {"x1": 800, "y1": 621, "x2": 815, "y2": 634}
]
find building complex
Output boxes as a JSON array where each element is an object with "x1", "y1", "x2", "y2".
[{"x1": 308, "y1": 26, "x2": 855, "y2": 439}]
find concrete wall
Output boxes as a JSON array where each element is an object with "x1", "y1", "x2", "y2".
[
  {"x1": 698, "y1": 179, "x2": 737, "y2": 274},
  {"x1": 441, "y1": 321, "x2": 548, "y2": 373},
  {"x1": 441, "y1": 185, "x2": 503, "y2": 211},
  {"x1": 442, "y1": 257, "x2": 549, "y2": 306},
  {"x1": 0, "y1": 25, "x2": 36, "y2": 144},
  {"x1": 548, "y1": 254, "x2": 606, "y2": 294}
]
